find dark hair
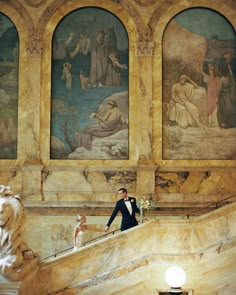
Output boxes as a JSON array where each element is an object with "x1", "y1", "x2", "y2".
[
  {"x1": 218, "y1": 60, "x2": 230, "y2": 77},
  {"x1": 118, "y1": 188, "x2": 127, "y2": 194},
  {"x1": 203, "y1": 60, "x2": 218, "y2": 76}
]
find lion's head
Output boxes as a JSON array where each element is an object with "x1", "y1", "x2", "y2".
[
  {"x1": 0, "y1": 185, "x2": 33, "y2": 279},
  {"x1": 0, "y1": 198, "x2": 15, "y2": 227},
  {"x1": 0, "y1": 187, "x2": 26, "y2": 231}
]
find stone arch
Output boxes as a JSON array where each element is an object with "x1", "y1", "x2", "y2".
[
  {"x1": 40, "y1": 1, "x2": 140, "y2": 163},
  {"x1": 150, "y1": 1, "x2": 236, "y2": 38},
  {"x1": 152, "y1": 2, "x2": 236, "y2": 164},
  {"x1": 37, "y1": 0, "x2": 146, "y2": 44},
  {"x1": 0, "y1": 0, "x2": 34, "y2": 39},
  {"x1": 152, "y1": 3, "x2": 236, "y2": 163}
]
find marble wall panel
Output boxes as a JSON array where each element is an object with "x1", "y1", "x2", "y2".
[
  {"x1": 0, "y1": 0, "x2": 235, "y2": 234},
  {"x1": 23, "y1": 214, "x2": 120, "y2": 258},
  {"x1": 156, "y1": 170, "x2": 236, "y2": 205}
]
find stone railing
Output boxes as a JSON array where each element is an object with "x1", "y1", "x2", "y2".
[{"x1": 35, "y1": 203, "x2": 236, "y2": 295}]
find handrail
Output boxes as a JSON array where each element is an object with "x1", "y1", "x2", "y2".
[
  {"x1": 84, "y1": 229, "x2": 120, "y2": 245},
  {"x1": 40, "y1": 228, "x2": 120, "y2": 261},
  {"x1": 185, "y1": 194, "x2": 236, "y2": 219},
  {"x1": 40, "y1": 195, "x2": 236, "y2": 260}
]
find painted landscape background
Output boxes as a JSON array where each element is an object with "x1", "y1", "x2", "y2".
[
  {"x1": 51, "y1": 7, "x2": 129, "y2": 160},
  {"x1": 163, "y1": 8, "x2": 236, "y2": 160}
]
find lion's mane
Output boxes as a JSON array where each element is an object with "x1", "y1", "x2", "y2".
[{"x1": 0, "y1": 185, "x2": 32, "y2": 279}]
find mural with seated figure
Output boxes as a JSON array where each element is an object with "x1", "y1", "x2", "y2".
[
  {"x1": 162, "y1": 8, "x2": 236, "y2": 160},
  {"x1": 50, "y1": 7, "x2": 129, "y2": 160}
]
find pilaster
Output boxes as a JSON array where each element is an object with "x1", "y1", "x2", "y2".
[
  {"x1": 18, "y1": 31, "x2": 43, "y2": 163},
  {"x1": 136, "y1": 159, "x2": 158, "y2": 198},
  {"x1": 135, "y1": 41, "x2": 154, "y2": 160}
]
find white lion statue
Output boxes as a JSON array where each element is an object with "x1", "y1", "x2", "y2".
[{"x1": 0, "y1": 185, "x2": 36, "y2": 280}]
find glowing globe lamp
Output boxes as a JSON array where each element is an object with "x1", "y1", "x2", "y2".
[{"x1": 165, "y1": 266, "x2": 186, "y2": 293}]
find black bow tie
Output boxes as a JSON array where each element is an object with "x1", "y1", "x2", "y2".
[{"x1": 124, "y1": 199, "x2": 129, "y2": 202}]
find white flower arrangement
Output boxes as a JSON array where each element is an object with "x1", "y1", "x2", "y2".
[{"x1": 137, "y1": 196, "x2": 157, "y2": 211}]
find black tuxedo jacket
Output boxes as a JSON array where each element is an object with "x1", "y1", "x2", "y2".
[{"x1": 107, "y1": 197, "x2": 140, "y2": 231}]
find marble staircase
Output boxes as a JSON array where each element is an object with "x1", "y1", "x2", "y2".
[{"x1": 27, "y1": 202, "x2": 236, "y2": 295}]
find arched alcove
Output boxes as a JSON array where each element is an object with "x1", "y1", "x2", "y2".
[
  {"x1": 162, "y1": 7, "x2": 236, "y2": 160},
  {"x1": 50, "y1": 7, "x2": 129, "y2": 160}
]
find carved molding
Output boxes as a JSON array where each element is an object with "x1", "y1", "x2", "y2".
[
  {"x1": 0, "y1": 0, "x2": 40, "y2": 57},
  {"x1": 26, "y1": 31, "x2": 43, "y2": 57},
  {"x1": 0, "y1": 0, "x2": 35, "y2": 33},
  {"x1": 119, "y1": 0, "x2": 152, "y2": 41},
  {"x1": 37, "y1": 0, "x2": 153, "y2": 44},
  {"x1": 148, "y1": 0, "x2": 236, "y2": 34},
  {"x1": 148, "y1": 0, "x2": 172, "y2": 33},
  {"x1": 25, "y1": 0, "x2": 47, "y2": 8},
  {"x1": 134, "y1": 0, "x2": 156, "y2": 7},
  {"x1": 135, "y1": 41, "x2": 154, "y2": 57},
  {"x1": 37, "y1": 0, "x2": 66, "y2": 39},
  {"x1": 0, "y1": 282, "x2": 21, "y2": 295}
]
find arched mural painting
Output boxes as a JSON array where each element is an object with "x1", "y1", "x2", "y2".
[
  {"x1": 50, "y1": 7, "x2": 129, "y2": 160},
  {"x1": 0, "y1": 13, "x2": 18, "y2": 159},
  {"x1": 163, "y1": 8, "x2": 236, "y2": 160}
]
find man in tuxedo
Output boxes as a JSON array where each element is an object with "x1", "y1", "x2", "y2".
[{"x1": 104, "y1": 188, "x2": 140, "y2": 232}]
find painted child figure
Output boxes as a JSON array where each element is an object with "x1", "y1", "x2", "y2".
[{"x1": 80, "y1": 70, "x2": 89, "y2": 90}]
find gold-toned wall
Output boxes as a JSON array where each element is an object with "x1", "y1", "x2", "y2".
[{"x1": 0, "y1": 0, "x2": 236, "y2": 257}]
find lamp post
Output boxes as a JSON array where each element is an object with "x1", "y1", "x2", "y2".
[{"x1": 165, "y1": 266, "x2": 186, "y2": 294}]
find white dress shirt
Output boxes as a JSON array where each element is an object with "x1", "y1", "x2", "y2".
[{"x1": 124, "y1": 199, "x2": 132, "y2": 215}]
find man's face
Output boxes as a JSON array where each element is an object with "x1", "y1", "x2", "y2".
[
  {"x1": 180, "y1": 77, "x2": 186, "y2": 84},
  {"x1": 118, "y1": 190, "x2": 127, "y2": 199}
]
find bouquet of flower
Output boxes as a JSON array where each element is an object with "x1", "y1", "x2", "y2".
[{"x1": 137, "y1": 196, "x2": 157, "y2": 211}]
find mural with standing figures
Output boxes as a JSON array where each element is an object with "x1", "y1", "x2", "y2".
[
  {"x1": 163, "y1": 8, "x2": 236, "y2": 160},
  {"x1": 50, "y1": 7, "x2": 129, "y2": 160}
]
